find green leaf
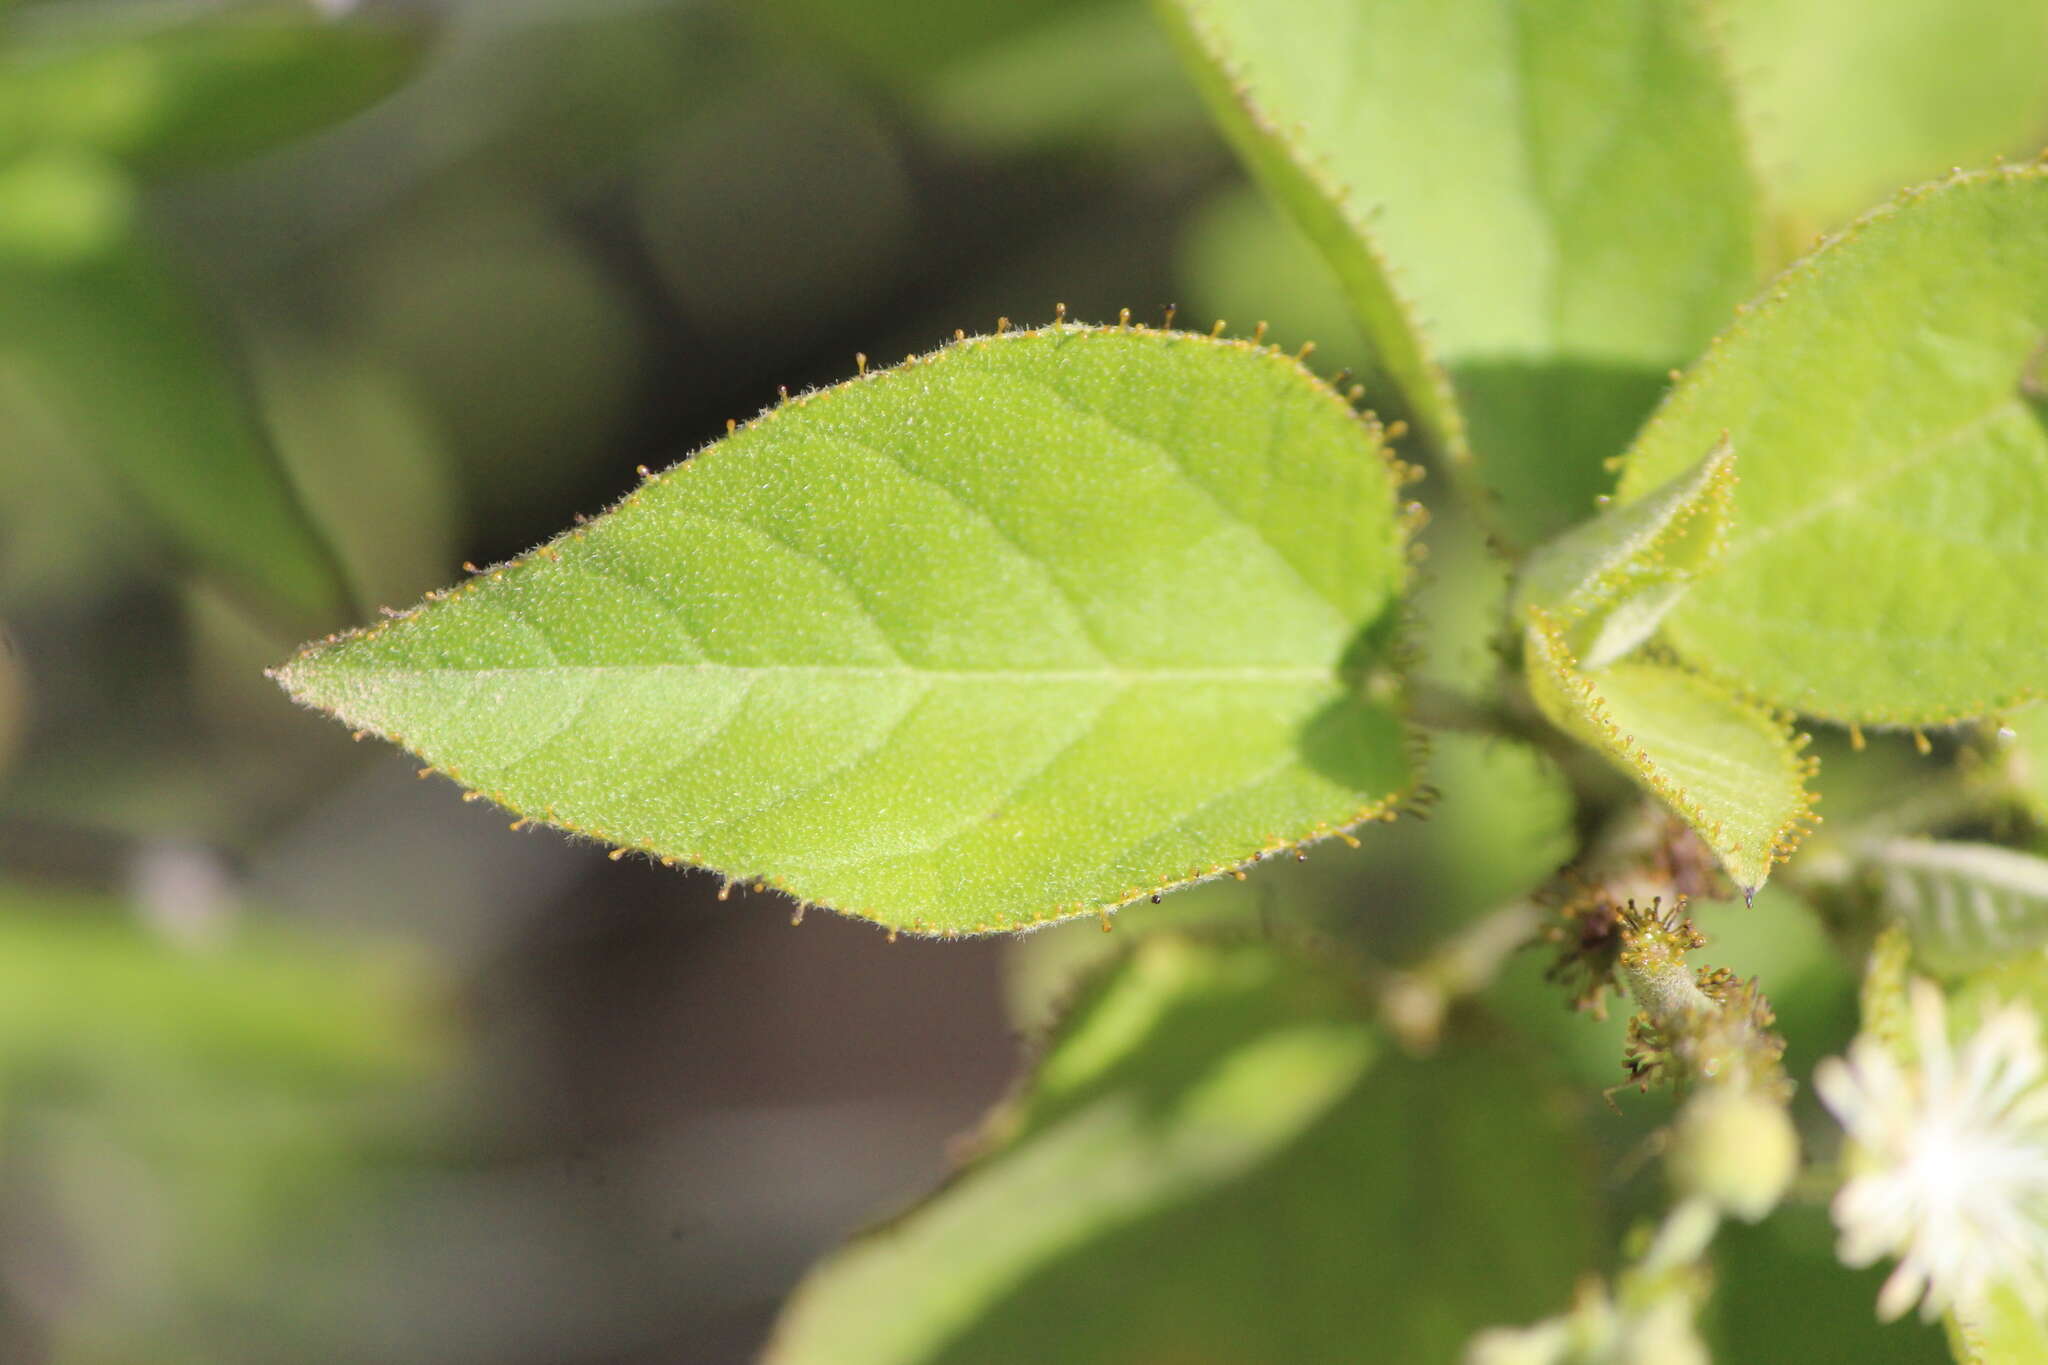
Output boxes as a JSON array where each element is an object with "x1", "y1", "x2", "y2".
[
  {"x1": 918, "y1": 4, "x2": 1206, "y2": 155},
  {"x1": 769, "y1": 936, "x2": 1595, "y2": 1364},
  {"x1": 0, "y1": 2, "x2": 428, "y2": 173},
  {"x1": 1722, "y1": 0, "x2": 2048, "y2": 238},
  {"x1": 757, "y1": 0, "x2": 1108, "y2": 83},
  {"x1": 1948, "y1": 1285, "x2": 2048, "y2": 1364},
  {"x1": 1713, "y1": 1206, "x2": 1950, "y2": 1365},
  {"x1": 0, "y1": 885, "x2": 436, "y2": 1090},
  {"x1": 1003, "y1": 729, "x2": 1575, "y2": 1032},
  {"x1": 1525, "y1": 608, "x2": 1817, "y2": 895},
  {"x1": 251, "y1": 334, "x2": 462, "y2": 617},
  {"x1": 0, "y1": 198, "x2": 350, "y2": 622},
  {"x1": 0, "y1": 883, "x2": 442, "y2": 1359},
  {"x1": 276, "y1": 325, "x2": 1415, "y2": 936},
  {"x1": 1865, "y1": 840, "x2": 2048, "y2": 978},
  {"x1": 1177, "y1": 185, "x2": 1379, "y2": 402},
  {"x1": 1516, "y1": 437, "x2": 1736, "y2": 670},
  {"x1": 1617, "y1": 166, "x2": 2048, "y2": 728},
  {"x1": 1153, "y1": 0, "x2": 1759, "y2": 544}
]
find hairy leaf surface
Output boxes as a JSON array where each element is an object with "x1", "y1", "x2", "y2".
[
  {"x1": 1620, "y1": 167, "x2": 2048, "y2": 726},
  {"x1": 768, "y1": 936, "x2": 1593, "y2": 1364},
  {"x1": 276, "y1": 326, "x2": 1414, "y2": 935},
  {"x1": 1154, "y1": 0, "x2": 1758, "y2": 543},
  {"x1": 1526, "y1": 610, "x2": 1815, "y2": 895}
]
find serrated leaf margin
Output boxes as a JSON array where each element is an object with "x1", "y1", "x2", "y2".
[{"x1": 1525, "y1": 604, "x2": 1819, "y2": 894}]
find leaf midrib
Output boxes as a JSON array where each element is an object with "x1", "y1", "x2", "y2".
[
  {"x1": 1709, "y1": 397, "x2": 2030, "y2": 566},
  {"x1": 320, "y1": 663, "x2": 1343, "y2": 684}
]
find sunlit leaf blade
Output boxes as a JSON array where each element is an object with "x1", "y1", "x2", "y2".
[
  {"x1": 1619, "y1": 166, "x2": 2048, "y2": 727},
  {"x1": 1526, "y1": 609, "x2": 1817, "y2": 895},
  {"x1": 0, "y1": 2, "x2": 428, "y2": 172},
  {"x1": 1153, "y1": 0, "x2": 1759, "y2": 544},
  {"x1": 768, "y1": 936, "x2": 1594, "y2": 1364},
  {"x1": 276, "y1": 326, "x2": 1414, "y2": 936},
  {"x1": 0, "y1": 212, "x2": 350, "y2": 622},
  {"x1": 1516, "y1": 438, "x2": 1736, "y2": 670},
  {"x1": 1722, "y1": 0, "x2": 2048, "y2": 238},
  {"x1": 1864, "y1": 840, "x2": 2048, "y2": 977},
  {"x1": 1003, "y1": 729, "x2": 1575, "y2": 1033}
]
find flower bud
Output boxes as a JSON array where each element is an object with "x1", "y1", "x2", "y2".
[{"x1": 1667, "y1": 1088, "x2": 1798, "y2": 1222}]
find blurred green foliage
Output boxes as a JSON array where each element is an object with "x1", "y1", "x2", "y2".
[
  {"x1": 776, "y1": 936, "x2": 1595, "y2": 1364},
  {"x1": 0, "y1": 883, "x2": 442, "y2": 1362},
  {"x1": 0, "y1": 1, "x2": 423, "y2": 172},
  {"x1": 1720, "y1": 0, "x2": 2048, "y2": 242}
]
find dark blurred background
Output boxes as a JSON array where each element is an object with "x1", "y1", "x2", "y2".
[{"x1": 0, "y1": 0, "x2": 2029, "y2": 1360}]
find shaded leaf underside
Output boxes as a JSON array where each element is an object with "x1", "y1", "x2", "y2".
[
  {"x1": 277, "y1": 326, "x2": 1414, "y2": 935},
  {"x1": 1867, "y1": 839, "x2": 2048, "y2": 978}
]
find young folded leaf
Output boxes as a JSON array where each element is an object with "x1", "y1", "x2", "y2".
[
  {"x1": 1525, "y1": 608, "x2": 1817, "y2": 897},
  {"x1": 1864, "y1": 840, "x2": 2048, "y2": 978},
  {"x1": 274, "y1": 325, "x2": 1415, "y2": 936},
  {"x1": 1153, "y1": 0, "x2": 1758, "y2": 544},
  {"x1": 1619, "y1": 165, "x2": 2048, "y2": 728},
  {"x1": 1515, "y1": 438, "x2": 1735, "y2": 670}
]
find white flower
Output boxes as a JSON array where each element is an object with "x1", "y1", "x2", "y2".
[{"x1": 1815, "y1": 978, "x2": 2048, "y2": 1322}]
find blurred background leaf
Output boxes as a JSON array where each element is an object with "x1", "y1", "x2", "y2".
[
  {"x1": 773, "y1": 935, "x2": 1597, "y2": 1364},
  {"x1": 0, "y1": 881, "x2": 444, "y2": 1363},
  {"x1": 0, "y1": 0, "x2": 428, "y2": 172},
  {"x1": 1720, "y1": 0, "x2": 2048, "y2": 246},
  {"x1": 0, "y1": 213, "x2": 350, "y2": 623}
]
